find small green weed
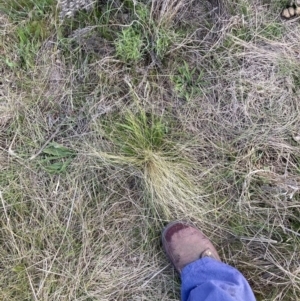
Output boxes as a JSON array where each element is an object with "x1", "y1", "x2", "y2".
[
  {"x1": 115, "y1": 26, "x2": 146, "y2": 63},
  {"x1": 135, "y1": 2, "x2": 151, "y2": 23},
  {"x1": 172, "y1": 62, "x2": 205, "y2": 101},
  {"x1": 115, "y1": 3, "x2": 149, "y2": 63},
  {"x1": 40, "y1": 142, "x2": 76, "y2": 174}
]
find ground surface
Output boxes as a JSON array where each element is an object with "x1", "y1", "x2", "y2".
[{"x1": 1, "y1": 0, "x2": 300, "y2": 300}]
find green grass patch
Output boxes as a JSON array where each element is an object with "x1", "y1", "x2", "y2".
[
  {"x1": 16, "y1": 19, "x2": 52, "y2": 69},
  {"x1": 259, "y1": 23, "x2": 284, "y2": 39},
  {"x1": 0, "y1": 0, "x2": 56, "y2": 21},
  {"x1": 114, "y1": 1, "x2": 181, "y2": 65},
  {"x1": 1, "y1": 0, "x2": 56, "y2": 70}
]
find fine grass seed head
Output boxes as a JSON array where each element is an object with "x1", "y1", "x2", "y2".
[{"x1": 93, "y1": 111, "x2": 198, "y2": 218}]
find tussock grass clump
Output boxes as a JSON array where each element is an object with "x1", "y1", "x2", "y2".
[{"x1": 90, "y1": 110, "x2": 199, "y2": 218}]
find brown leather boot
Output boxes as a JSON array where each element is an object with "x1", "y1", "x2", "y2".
[{"x1": 162, "y1": 221, "x2": 221, "y2": 273}]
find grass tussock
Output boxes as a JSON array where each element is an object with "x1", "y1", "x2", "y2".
[
  {"x1": 89, "y1": 110, "x2": 199, "y2": 218},
  {"x1": 1, "y1": 0, "x2": 300, "y2": 300}
]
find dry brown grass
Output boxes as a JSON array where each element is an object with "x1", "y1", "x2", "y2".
[{"x1": 1, "y1": 0, "x2": 300, "y2": 300}]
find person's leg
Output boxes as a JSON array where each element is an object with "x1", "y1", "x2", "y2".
[
  {"x1": 181, "y1": 257, "x2": 256, "y2": 301},
  {"x1": 162, "y1": 221, "x2": 256, "y2": 301}
]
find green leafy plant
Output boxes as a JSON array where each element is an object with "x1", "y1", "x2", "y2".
[
  {"x1": 114, "y1": 3, "x2": 150, "y2": 63},
  {"x1": 135, "y1": 2, "x2": 151, "y2": 23},
  {"x1": 40, "y1": 142, "x2": 76, "y2": 174},
  {"x1": 172, "y1": 62, "x2": 204, "y2": 101},
  {"x1": 115, "y1": 26, "x2": 145, "y2": 63}
]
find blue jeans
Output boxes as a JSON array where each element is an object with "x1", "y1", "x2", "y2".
[{"x1": 181, "y1": 257, "x2": 256, "y2": 301}]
